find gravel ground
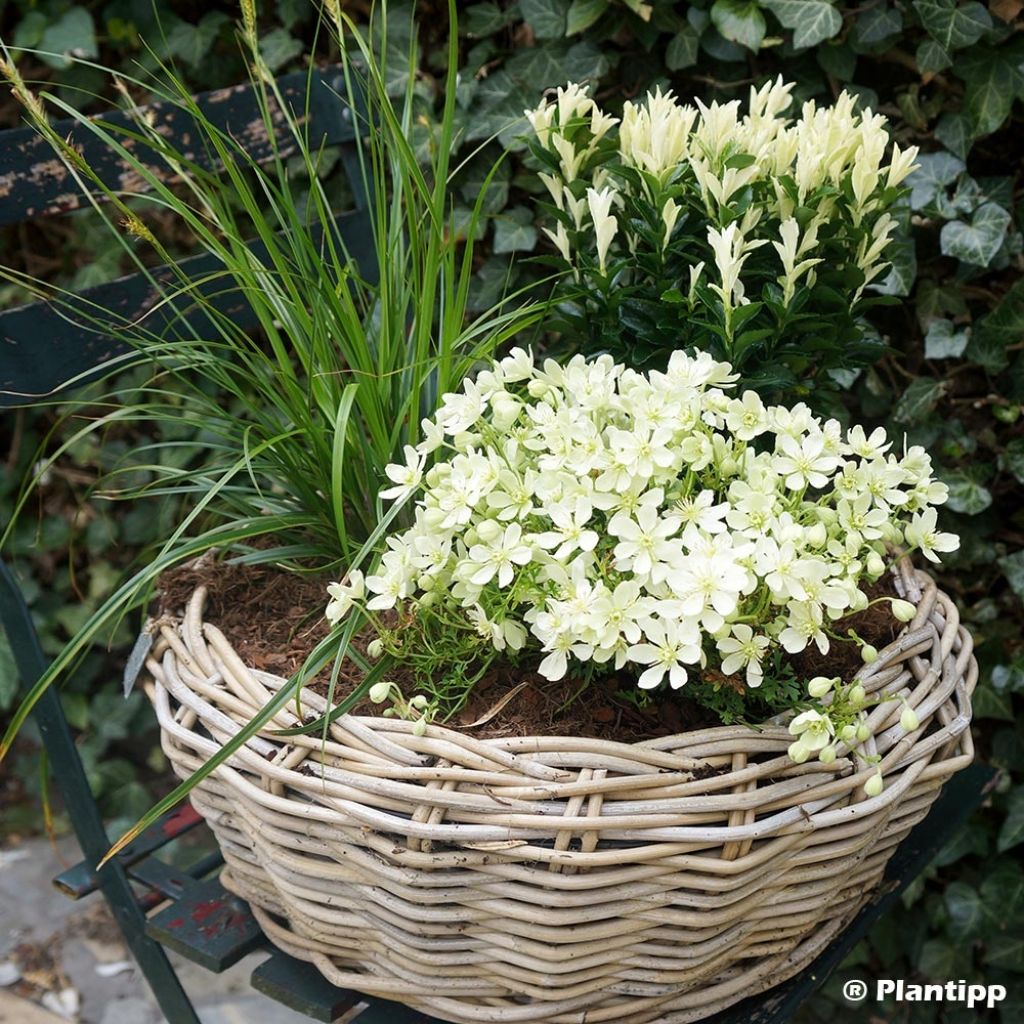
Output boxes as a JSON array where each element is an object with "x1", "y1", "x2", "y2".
[{"x1": 0, "y1": 836, "x2": 311, "y2": 1024}]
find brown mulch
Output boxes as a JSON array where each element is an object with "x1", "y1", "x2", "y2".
[
  {"x1": 789, "y1": 574, "x2": 902, "y2": 683},
  {"x1": 156, "y1": 552, "x2": 333, "y2": 681},
  {"x1": 155, "y1": 554, "x2": 905, "y2": 744}
]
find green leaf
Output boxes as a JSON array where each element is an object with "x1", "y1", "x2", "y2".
[
  {"x1": 666, "y1": 24, "x2": 701, "y2": 69},
  {"x1": 167, "y1": 12, "x2": 229, "y2": 68},
  {"x1": 465, "y1": 1, "x2": 515, "y2": 36},
  {"x1": 999, "y1": 788, "x2": 1024, "y2": 854},
  {"x1": 942, "y1": 469, "x2": 993, "y2": 514},
  {"x1": 944, "y1": 882, "x2": 988, "y2": 942},
  {"x1": 961, "y1": 49, "x2": 1024, "y2": 137},
  {"x1": 562, "y1": 40, "x2": 611, "y2": 81},
  {"x1": 763, "y1": 0, "x2": 842, "y2": 48},
  {"x1": 13, "y1": 11, "x2": 47, "y2": 49},
  {"x1": 913, "y1": 0, "x2": 992, "y2": 52},
  {"x1": 852, "y1": 4, "x2": 904, "y2": 47},
  {"x1": 935, "y1": 112, "x2": 972, "y2": 160},
  {"x1": 566, "y1": 0, "x2": 609, "y2": 33},
  {"x1": 520, "y1": 0, "x2": 570, "y2": 38},
  {"x1": 983, "y1": 861, "x2": 1024, "y2": 917},
  {"x1": 999, "y1": 549, "x2": 1024, "y2": 600},
  {"x1": 974, "y1": 682, "x2": 1015, "y2": 721},
  {"x1": 873, "y1": 236, "x2": 917, "y2": 296},
  {"x1": 894, "y1": 378, "x2": 945, "y2": 424},
  {"x1": 985, "y1": 929, "x2": 1024, "y2": 972},
  {"x1": 907, "y1": 151, "x2": 965, "y2": 210},
  {"x1": 816, "y1": 42, "x2": 856, "y2": 81},
  {"x1": 711, "y1": 0, "x2": 767, "y2": 50},
  {"x1": 916, "y1": 39, "x2": 952, "y2": 74},
  {"x1": 1000, "y1": 438, "x2": 1024, "y2": 484},
  {"x1": 259, "y1": 28, "x2": 303, "y2": 72},
  {"x1": 919, "y1": 939, "x2": 959, "y2": 978},
  {"x1": 39, "y1": 6, "x2": 98, "y2": 70},
  {"x1": 493, "y1": 207, "x2": 538, "y2": 253},
  {"x1": 976, "y1": 280, "x2": 1024, "y2": 354},
  {"x1": 924, "y1": 318, "x2": 969, "y2": 359},
  {"x1": 940, "y1": 202, "x2": 1012, "y2": 266}
]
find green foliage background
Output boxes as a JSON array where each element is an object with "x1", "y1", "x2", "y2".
[{"x1": 2, "y1": 0, "x2": 1023, "y2": 1019}]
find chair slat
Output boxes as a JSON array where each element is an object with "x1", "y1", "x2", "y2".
[
  {"x1": 145, "y1": 874, "x2": 265, "y2": 972},
  {"x1": 0, "y1": 206, "x2": 374, "y2": 407},
  {"x1": 0, "y1": 67, "x2": 358, "y2": 227},
  {"x1": 53, "y1": 803, "x2": 205, "y2": 899},
  {"x1": 250, "y1": 953, "x2": 362, "y2": 1023}
]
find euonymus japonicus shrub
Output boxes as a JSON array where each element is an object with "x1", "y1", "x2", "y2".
[{"x1": 524, "y1": 79, "x2": 918, "y2": 396}]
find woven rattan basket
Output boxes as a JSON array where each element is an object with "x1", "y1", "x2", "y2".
[{"x1": 147, "y1": 559, "x2": 975, "y2": 1024}]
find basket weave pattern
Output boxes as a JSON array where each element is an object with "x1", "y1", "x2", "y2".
[{"x1": 148, "y1": 562, "x2": 975, "y2": 1024}]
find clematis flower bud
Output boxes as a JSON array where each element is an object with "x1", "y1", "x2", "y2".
[
  {"x1": 890, "y1": 599, "x2": 916, "y2": 623},
  {"x1": 860, "y1": 644, "x2": 879, "y2": 664},
  {"x1": 900, "y1": 705, "x2": 920, "y2": 732},
  {"x1": 788, "y1": 740, "x2": 811, "y2": 764},
  {"x1": 808, "y1": 676, "x2": 837, "y2": 698},
  {"x1": 864, "y1": 773, "x2": 884, "y2": 798},
  {"x1": 369, "y1": 681, "x2": 393, "y2": 704}
]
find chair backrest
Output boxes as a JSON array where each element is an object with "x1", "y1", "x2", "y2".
[{"x1": 0, "y1": 66, "x2": 372, "y2": 407}]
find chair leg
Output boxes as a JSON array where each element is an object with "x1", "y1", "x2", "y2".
[{"x1": 1, "y1": 563, "x2": 201, "y2": 1024}]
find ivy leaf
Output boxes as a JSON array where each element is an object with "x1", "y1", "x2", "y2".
[
  {"x1": 999, "y1": 787, "x2": 1024, "y2": 853},
  {"x1": 1001, "y1": 439, "x2": 1024, "y2": 485},
  {"x1": 873, "y1": 236, "x2": 917, "y2": 296},
  {"x1": 894, "y1": 378, "x2": 945, "y2": 424},
  {"x1": 711, "y1": 0, "x2": 767, "y2": 50},
  {"x1": 13, "y1": 11, "x2": 47, "y2": 49},
  {"x1": 39, "y1": 6, "x2": 98, "y2": 70},
  {"x1": 520, "y1": 0, "x2": 569, "y2": 39},
  {"x1": 259, "y1": 28, "x2": 303, "y2": 72},
  {"x1": 942, "y1": 468, "x2": 993, "y2": 514},
  {"x1": 562, "y1": 40, "x2": 611, "y2": 80},
  {"x1": 667, "y1": 24, "x2": 701, "y2": 69},
  {"x1": 816, "y1": 42, "x2": 856, "y2": 81},
  {"x1": 960, "y1": 48, "x2": 1024, "y2": 137},
  {"x1": 566, "y1": 0, "x2": 609, "y2": 34},
  {"x1": 913, "y1": 0, "x2": 992, "y2": 52},
  {"x1": 493, "y1": 207, "x2": 538, "y2": 253},
  {"x1": 940, "y1": 202, "x2": 1012, "y2": 266},
  {"x1": 973, "y1": 683, "x2": 1015, "y2": 721},
  {"x1": 916, "y1": 39, "x2": 952, "y2": 74},
  {"x1": 465, "y1": 2, "x2": 515, "y2": 36},
  {"x1": 976, "y1": 280, "x2": 1024, "y2": 352},
  {"x1": 924, "y1": 318, "x2": 970, "y2": 359},
  {"x1": 944, "y1": 882, "x2": 989, "y2": 942},
  {"x1": 935, "y1": 112, "x2": 972, "y2": 160},
  {"x1": 999, "y1": 549, "x2": 1024, "y2": 600},
  {"x1": 985, "y1": 929, "x2": 1024, "y2": 972},
  {"x1": 919, "y1": 939, "x2": 959, "y2": 978},
  {"x1": 168, "y1": 13, "x2": 230, "y2": 68},
  {"x1": 907, "y1": 151, "x2": 965, "y2": 210},
  {"x1": 852, "y1": 4, "x2": 904, "y2": 47},
  {"x1": 762, "y1": 0, "x2": 842, "y2": 49}
]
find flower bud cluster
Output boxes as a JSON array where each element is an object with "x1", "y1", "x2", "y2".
[{"x1": 524, "y1": 78, "x2": 918, "y2": 351}]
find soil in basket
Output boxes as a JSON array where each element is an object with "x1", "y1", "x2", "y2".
[{"x1": 157, "y1": 555, "x2": 900, "y2": 744}]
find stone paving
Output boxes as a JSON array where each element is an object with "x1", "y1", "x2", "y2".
[{"x1": 0, "y1": 836, "x2": 310, "y2": 1024}]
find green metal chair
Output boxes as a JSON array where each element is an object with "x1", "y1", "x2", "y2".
[{"x1": 0, "y1": 69, "x2": 997, "y2": 1024}]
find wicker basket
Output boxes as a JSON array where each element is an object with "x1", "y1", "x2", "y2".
[{"x1": 146, "y1": 560, "x2": 975, "y2": 1024}]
